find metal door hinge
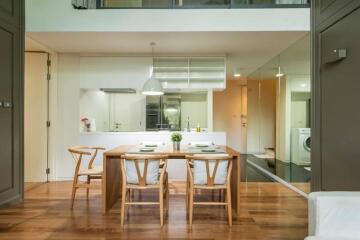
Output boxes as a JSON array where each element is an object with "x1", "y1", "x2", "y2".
[
  {"x1": 47, "y1": 59, "x2": 51, "y2": 67},
  {"x1": 47, "y1": 73, "x2": 51, "y2": 80},
  {"x1": 46, "y1": 121, "x2": 51, "y2": 127},
  {"x1": 46, "y1": 168, "x2": 50, "y2": 174}
]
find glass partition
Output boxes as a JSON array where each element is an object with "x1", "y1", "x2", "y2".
[
  {"x1": 95, "y1": 0, "x2": 309, "y2": 8},
  {"x1": 246, "y1": 34, "x2": 311, "y2": 193},
  {"x1": 98, "y1": 0, "x2": 172, "y2": 8}
]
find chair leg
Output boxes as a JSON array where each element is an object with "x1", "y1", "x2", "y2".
[
  {"x1": 86, "y1": 176, "x2": 90, "y2": 199},
  {"x1": 224, "y1": 189, "x2": 228, "y2": 212},
  {"x1": 127, "y1": 189, "x2": 131, "y2": 203},
  {"x1": 120, "y1": 185, "x2": 127, "y2": 227},
  {"x1": 70, "y1": 175, "x2": 78, "y2": 209},
  {"x1": 226, "y1": 186, "x2": 232, "y2": 226},
  {"x1": 70, "y1": 186, "x2": 77, "y2": 209},
  {"x1": 166, "y1": 175, "x2": 169, "y2": 213},
  {"x1": 189, "y1": 186, "x2": 194, "y2": 226},
  {"x1": 186, "y1": 175, "x2": 189, "y2": 216},
  {"x1": 159, "y1": 185, "x2": 164, "y2": 227}
]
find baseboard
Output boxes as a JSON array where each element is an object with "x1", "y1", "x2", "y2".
[{"x1": 0, "y1": 194, "x2": 23, "y2": 208}]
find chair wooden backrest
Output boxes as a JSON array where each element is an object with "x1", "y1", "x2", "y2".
[
  {"x1": 186, "y1": 154, "x2": 233, "y2": 187},
  {"x1": 120, "y1": 154, "x2": 168, "y2": 187},
  {"x1": 68, "y1": 146, "x2": 106, "y2": 173}
]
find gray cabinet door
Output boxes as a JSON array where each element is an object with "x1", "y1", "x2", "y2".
[
  {"x1": 320, "y1": 8, "x2": 360, "y2": 190},
  {"x1": 0, "y1": 0, "x2": 23, "y2": 206},
  {"x1": 315, "y1": 0, "x2": 353, "y2": 24},
  {"x1": 0, "y1": 0, "x2": 21, "y2": 27}
]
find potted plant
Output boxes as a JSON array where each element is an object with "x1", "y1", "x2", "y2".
[{"x1": 171, "y1": 132, "x2": 182, "y2": 151}]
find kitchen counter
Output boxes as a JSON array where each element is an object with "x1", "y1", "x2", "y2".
[{"x1": 80, "y1": 131, "x2": 226, "y2": 146}]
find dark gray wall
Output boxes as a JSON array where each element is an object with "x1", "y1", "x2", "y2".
[
  {"x1": 312, "y1": 0, "x2": 360, "y2": 191},
  {"x1": 0, "y1": 0, "x2": 24, "y2": 207}
]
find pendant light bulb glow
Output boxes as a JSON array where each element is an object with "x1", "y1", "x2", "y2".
[
  {"x1": 275, "y1": 55, "x2": 284, "y2": 78},
  {"x1": 276, "y1": 66, "x2": 284, "y2": 78},
  {"x1": 142, "y1": 42, "x2": 164, "y2": 96},
  {"x1": 233, "y1": 73, "x2": 241, "y2": 78},
  {"x1": 233, "y1": 67, "x2": 242, "y2": 78}
]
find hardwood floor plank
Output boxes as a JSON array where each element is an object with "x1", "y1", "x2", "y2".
[{"x1": 0, "y1": 181, "x2": 307, "y2": 240}]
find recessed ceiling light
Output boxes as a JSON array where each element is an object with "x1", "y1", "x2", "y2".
[{"x1": 234, "y1": 73, "x2": 241, "y2": 78}]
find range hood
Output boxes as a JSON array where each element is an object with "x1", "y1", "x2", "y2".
[{"x1": 100, "y1": 88, "x2": 136, "y2": 94}]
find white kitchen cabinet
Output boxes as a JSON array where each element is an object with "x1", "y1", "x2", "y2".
[{"x1": 154, "y1": 57, "x2": 226, "y2": 90}]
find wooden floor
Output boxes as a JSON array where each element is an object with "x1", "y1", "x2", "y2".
[{"x1": 0, "y1": 181, "x2": 308, "y2": 240}]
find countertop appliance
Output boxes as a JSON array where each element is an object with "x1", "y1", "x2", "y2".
[{"x1": 146, "y1": 94, "x2": 181, "y2": 131}]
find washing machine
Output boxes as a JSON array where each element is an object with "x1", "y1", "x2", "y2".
[{"x1": 291, "y1": 128, "x2": 311, "y2": 166}]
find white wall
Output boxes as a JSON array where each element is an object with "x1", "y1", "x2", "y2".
[
  {"x1": 109, "y1": 93, "x2": 146, "y2": 131},
  {"x1": 79, "y1": 89, "x2": 110, "y2": 132},
  {"x1": 57, "y1": 54, "x2": 81, "y2": 180},
  {"x1": 80, "y1": 56, "x2": 152, "y2": 89},
  {"x1": 180, "y1": 93, "x2": 207, "y2": 130},
  {"x1": 26, "y1": 0, "x2": 310, "y2": 32}
]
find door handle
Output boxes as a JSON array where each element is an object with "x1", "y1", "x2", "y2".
[
  {"x1": 325, "y1": 48, "x2": 347, "y2": 64},
  {"x1": 0, "y1": 101, "x2": 2, "y2": 108},
  {"x1": 3, "y1": 102, "x2": 12, "y2": 108}
]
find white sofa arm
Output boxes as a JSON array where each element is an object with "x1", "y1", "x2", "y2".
[{"x1": 308, "y1": 192, "x2": 360, "y2": 239}]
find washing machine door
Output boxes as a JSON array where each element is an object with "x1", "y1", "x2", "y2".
[{"x1": 303, "y1": 136, "x2": 311, "y2": 152}]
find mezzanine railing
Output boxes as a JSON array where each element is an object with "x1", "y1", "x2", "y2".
[{"x1": 94, "y1": 0, "x2": 310, "y2": 9}]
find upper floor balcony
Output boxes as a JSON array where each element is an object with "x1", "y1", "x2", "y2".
[
  {"x1": 76, "y1": 0, "x2": 309, "y2": 9},
  {"x1": 27, "y1": 0, "x2": 310, "y2": 33}
]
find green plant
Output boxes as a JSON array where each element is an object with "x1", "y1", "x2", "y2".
[{"x1": 171, "y1": 132, "x2": 182, "y2": 142}]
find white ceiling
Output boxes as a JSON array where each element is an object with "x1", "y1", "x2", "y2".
[{"x1": 26, "y1": 31, "x2": 308, "y2": 79}]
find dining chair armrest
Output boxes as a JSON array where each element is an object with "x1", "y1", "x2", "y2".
[
  {"x1": 185, "y1": 158, "x2": 194, "y2": 184},
  {"x1": 68, "y1": 148, "x2": 92, "y2": 156},
  {"x1": 159, "y1": 159, "x2": 168, "y2": 184},
  {"x1": 88, "y1": 147, "x2": 106, "y2": 169},
  {"x1": 90, "y1": 146, "x2": 106, "y2": 150}
]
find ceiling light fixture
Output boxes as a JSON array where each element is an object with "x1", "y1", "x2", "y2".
[
  {"x1": 234, "y1": 73, "x2": 241, "y2": 78},
  {"x1": 142, "y1": 42, "x2": 164, "y2": 96},
  {"x1": 275, "y1": 55, "x2": 284, "y2": 78},
  {"x1": 275, "y1": 66, "x2": 284, "y2": 77},
  {"x1": 233, "y1": 67, "x2": 242, "y2": 78}
]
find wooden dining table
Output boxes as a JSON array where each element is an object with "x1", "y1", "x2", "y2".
[{"x1": 102, "y1": 145, "x2": 241, "y2": 215}]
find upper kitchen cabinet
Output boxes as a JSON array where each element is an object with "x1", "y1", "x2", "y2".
[
  {"x1": 154, "y1": 58, "x2": 189, "y2": 89},
  {"x1": 154, "y1": 57, "x2": 226, "y2": 90},
  {"x1": 0, "y1": 0, "x2": 21, "y2": 27}
]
